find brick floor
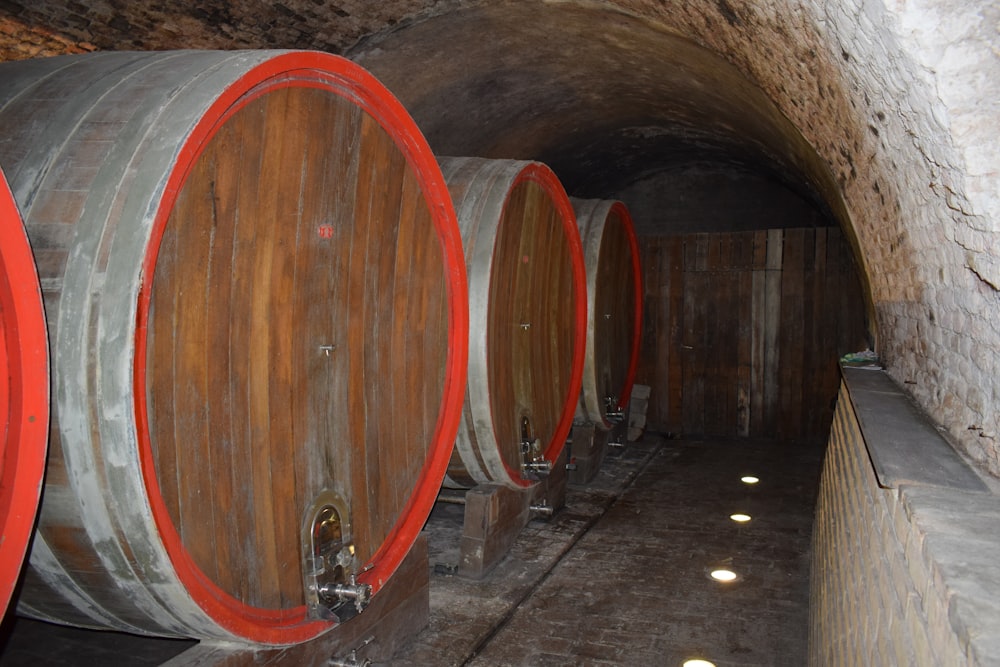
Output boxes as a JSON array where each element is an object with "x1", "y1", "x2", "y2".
[
  {"x1": 0, "y1": 435, "x2": 824, "y2": 666},
  {"x1": 400, "y1": 434, "x2": 823, "y2": 666}
]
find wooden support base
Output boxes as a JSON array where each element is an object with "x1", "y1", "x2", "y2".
[
  {"x1": 458, "y1": 447, "x2": 569, "y2": 579},
  {"x1": 458, "y1": 483, "x2": 532, "y2": 579},
  {"x1": 628, "y1": 384, "x2": 651, "y2": 442},
  {"x1": 568, "y1": 422, "x2": 609, "y2": 485},
  {"x1": 162, "y1": 535, "x2": 430, "y2": 667},
  {"x1": 535, "y1": 445, "x2": 568, "y2": 512},
  {"x1": 568, "y1": 417, "x2": 633, "y2": 485}
]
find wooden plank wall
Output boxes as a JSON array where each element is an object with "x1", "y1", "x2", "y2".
[{"x1": 637, "y1": 227, "x2": 868, "y2": 442}]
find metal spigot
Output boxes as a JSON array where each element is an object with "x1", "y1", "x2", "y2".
[
  {"x1": 530, "y1": 501, "x2": 554, "y2": 518},
  {"x1": 519, "y1": 415, "x2": 551, "y2": 476},
  {"x1": 604, "y1": 395, "x2": 625, "y2": 424},
  {"x1": 319, "y1": 574, "x2": 372, "y2": 615}
]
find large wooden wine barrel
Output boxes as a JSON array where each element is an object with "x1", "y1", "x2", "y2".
[
  {"x1": 0, "y1": 168, "x2": 49, "y2": 617},
  {"x1": 571, "y1": 198, "x2": 643, "y2": 429},
  {"x1": 0, "y1": 50, "x2": 468, "y2": 644},
  {"x1": 439, "y1": 157, "x2": 585, "y2": 489}
]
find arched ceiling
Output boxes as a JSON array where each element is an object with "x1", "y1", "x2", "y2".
[
  {"x1": 0, "y1": 0, "x2": 835, "y2": 223},
  {"x1": 348, "y1": 3, "x2": 823, "y2": 203}
]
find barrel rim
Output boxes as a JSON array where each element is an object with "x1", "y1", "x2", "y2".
[
  {"x1": 133, "y1": 50, "x2": 468, "y2": 644},
  {"x1": 572, "y1": 197, "x2": 644, "y2": 429},
  {"x1": 497, "y1": 162, "x2": 586, "y2": 488},
  {"x1": 607, "y1": 200, "x2": 643, "y2": 413},
  {"x1": 0, "y1": 168, "x2": 49, "y2": 614}
]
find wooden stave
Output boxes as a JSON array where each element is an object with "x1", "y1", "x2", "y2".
[
  {"x1": 571, "y1": 198, "x2": 643, "y2": 429},
  {"x1": 0, "y1": 50, "x2": 468, "y2": 644},
  {"x1": 439, "y1": 157, "x2": 586, "y2": 489}
]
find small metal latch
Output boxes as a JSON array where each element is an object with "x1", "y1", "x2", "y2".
[
  {"x1": 303, "y1": 491, "x2": 372, "y2": 623},
  {"x1": 604, "y1": 395, "x2": 626, "y2": 425},
  {"x1": 520, "y1": 415, "x2": 551, "y2": 477},
  {"x1": 530, "y1": 501, "x2": 554, "y2": 518}
]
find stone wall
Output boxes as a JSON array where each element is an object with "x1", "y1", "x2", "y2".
[
  {"x1": 811, "y1": 368, "x2": 1000, "y2": 664},
  {"x1": 0, "y1": 0, "x2": 446, "y2": 54},
  {"x1": 606, "y1": 0, "x2": 1000, "y2": 476},
  {"x1": 0, "y1": 0, "x2": 997, "y2": 475}
]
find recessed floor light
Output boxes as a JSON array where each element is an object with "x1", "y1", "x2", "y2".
[
  {"x1": 741, "y1": 475, "x2": 759, "y2": 484},
  {"x1": 683, "y1": 660, "x2": 716, "y2": 667},
  {"x1": 709, "y1": 568, "x2": 738, "y2": 582},
  {"x1": 730, "y1": 513, "x2": 752, "y2": 522}
]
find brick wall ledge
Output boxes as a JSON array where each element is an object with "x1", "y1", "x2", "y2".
[
  {"x1": 841, "y1": 366, "x2": 987, "y2": 492},
  {"x1": 841, "y1": 366, "x2": 1000, "y2": 662}
]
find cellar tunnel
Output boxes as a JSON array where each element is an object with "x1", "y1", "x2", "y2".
[{"x1": 1, "y1": 0, "x2": 999, "y2": 664}]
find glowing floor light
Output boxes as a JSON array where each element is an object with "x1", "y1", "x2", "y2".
[
  {"x1": 729, "y1": 513, "x2": 752, "y2": 523},
  {"x1": 740, "y1": 475, "x2": 759, "y2": 484},
  {"x1": 709, "y1": 568, "x2": 738, "y2": 582},
  {"x1": 683, "y1": 660, "x2": 717, "y2": 667}
]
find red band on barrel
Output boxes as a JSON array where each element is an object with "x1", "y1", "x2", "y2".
[
  {"x1": 0, "y1": 169, "x2": 49, "y2": 615},
  {"x1": 498, "y1": 163, "x2": 587, "y2": 488},
  {"x1": 134, "y1": 51, "x2": 467, "y2": 644}
]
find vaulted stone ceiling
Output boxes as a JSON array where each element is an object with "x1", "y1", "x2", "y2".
[
  {"x1": 0, "y1": 0, "x2": 835, "y2": 227},
  {"x1": 348, "y1": 4, "x2": 820, "y2": 198}
]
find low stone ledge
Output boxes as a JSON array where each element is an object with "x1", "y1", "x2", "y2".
[
  {"x1": 841, "y1": 365, "x2": 988, "y2": 492},
  {"x1": 900, "y1": 484, "x2": 1000, "y2": 663},
  {"x1": 841, "y1": 365, "x2": 1000, "y2": 665}
]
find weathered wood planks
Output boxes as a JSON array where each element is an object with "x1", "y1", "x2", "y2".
[
  {"x1": 0, "y1": 50, "x2": 468, "y2": 644},
  {"x1": 439, "y1": 158, "x2": 586, "y2": 489},
  {"x1": 638, "y1": 227, "x2": 867, "y2": 441}
]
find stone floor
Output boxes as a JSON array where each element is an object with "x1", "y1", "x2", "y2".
[{"x1": 0, "y1": 434, "x2": 825, "y2": 666}]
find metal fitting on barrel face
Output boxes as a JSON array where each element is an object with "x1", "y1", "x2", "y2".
[{"x1": 303, "y1": 490, "x2": 371, "y2": 623}]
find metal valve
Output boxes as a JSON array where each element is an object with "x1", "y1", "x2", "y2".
[
  {"x1": 302, "y1": 491, "x2": 371, "y2": 623},
  {"x1": 522, "y1": 459, "x2": 552, "y2": 475},
  {"x1": 520, "y1": 415, "x2": 551, "y2": 477},
  {"x1": 319, "y1": 574, "x2": 372, "y2": 615},
  {"x1": 520, "y1": 415, "x2": 536, "y2": 455},
  {"x1": 530, "y1": 501, "x2": 554, "y2": 518},
  {"x1": 604, "y1": 395, "x2": 626, "y2": 424}
]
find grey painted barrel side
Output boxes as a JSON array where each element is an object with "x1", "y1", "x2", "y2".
[
  {"x1": 438, "y1": 156, "x2": 585, "y2": 489},
  {"x1": 571, "y1": 197, "x2": 642, "y2": 430},
  {"x1": 438, "y1": 156, "x2": 525, "y2": 487},
  {"x1": 0, "y1": 50, "x2": 297, "y2": 640}
]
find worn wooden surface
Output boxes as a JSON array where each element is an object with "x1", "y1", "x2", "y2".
[
  {"x1": 148, "y1": 85, "x2": 449, "y2": 609},
  {"x1": 638, "y1": 227, "x2": 867, "y2": 441},
  {"x1": 568, "y1": 421, "x2": 610, "y2": 485},
  {"x1": 572, "y1": 198, "x2": 642, "y2": 428},
  {"x1": 1, "y1": 51, "x2": 462, "y2": 642},
  {"x1": 458, "y1": 484, "x2": 534, "y2": 579},
  {"x1": 534, "y1": 445, "x2": 569, "y2": 513},
  {"x1": 453, "y1": 446, "x2": 569, "y2": 579},
  {"x1": 440, "y1": 158, "x2": 585, "y2": 489}
]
